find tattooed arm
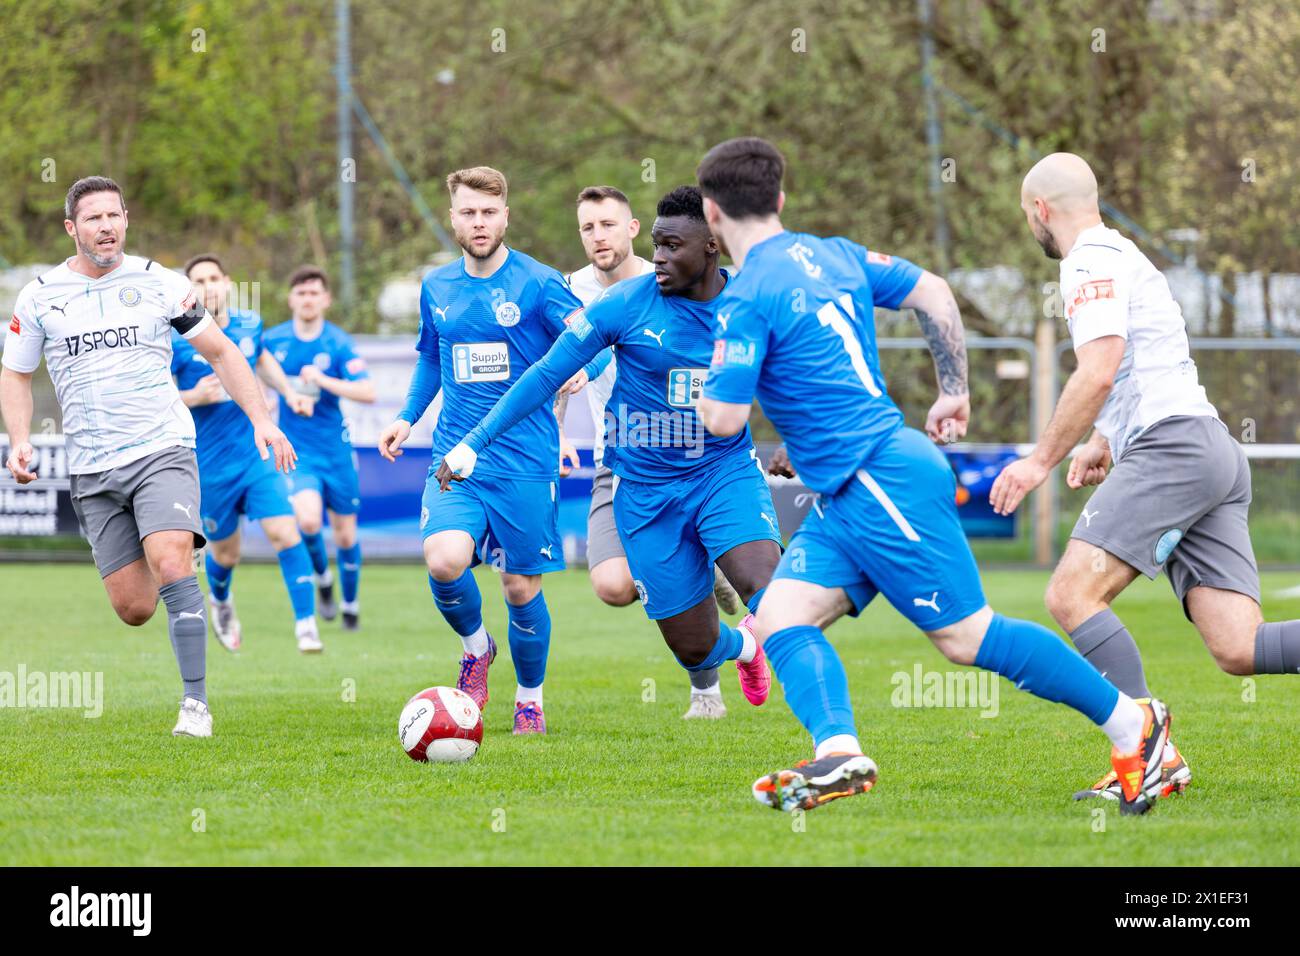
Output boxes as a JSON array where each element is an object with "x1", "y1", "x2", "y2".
[
  {"x1": 899, "y1": 271, "x2": 970, "y2": 442},
  {"x1": 900, "y1": 271, "x2": 968, "y2": 396}
]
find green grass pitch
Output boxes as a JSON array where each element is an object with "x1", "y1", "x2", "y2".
[{"x1": 1, "y1": 562, "x2": 1298, "y2": 865}]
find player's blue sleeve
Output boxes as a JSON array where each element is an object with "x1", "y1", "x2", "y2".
[
  {"x1": 583, "y1": 346, "x2": 613, "y2": 381},
  {"x1": 335, "y1": 332, "x2": 370, "y2": 381},
  {"x1": 839, "y1": 239, "x2": 923, "y2": 310},
  {"x1": 399, "y1": 348, "x2": 441, "y2": 425},
  {"x1": 170, "y1": 332, "x2": 186, "y2": 374},
  {"x1": 416, "y1": 282, "x2": 440, "y2": 357},
  {"x1": 537, "y1": 272, "x2": 584, "y2": 336},
  {"x1": 702, "y1": 293, "x2": 769, "y2": 405},
  {"x1": 464, "y1": 319, "x2": 608, "y2": 453}
]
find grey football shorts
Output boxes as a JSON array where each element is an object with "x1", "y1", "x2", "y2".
[
  {"x1": 586, "y1": 465, "x2": 626, "y2": 568},
  {"x1": 1069, "y1": 415, "x2": 1260, "y2": 614},
  {"x1": 70, "y1": 444, "x2": 206, "y2": 578}
]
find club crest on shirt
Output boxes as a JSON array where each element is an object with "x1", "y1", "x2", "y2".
[
  {"x1": 313, "y1": 352, "x2": 331, "y2": 370},
  {"x1": 239, "y1": 337, "x2": 256, "y2": 357},
  {"x1": 494, "y1": 300, "x2": 521, "y2": 327},
  {"x1": 118, "y1": 286, "x2": 142, "y2": 307}
]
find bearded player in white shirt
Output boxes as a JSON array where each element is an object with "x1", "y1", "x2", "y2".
[
  {"x1": 1, "y1": 176, "x2": 295, "y2": 738},
  {"x1": 991, "y1": 153, "x2": 1300, "y2": 804},
  {"x1": 556, "y1": 185, "x2": 744, "y2": 720}
]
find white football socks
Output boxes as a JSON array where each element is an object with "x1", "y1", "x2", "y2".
[
  {"x1": 516, "y1": 684, "x2": 542, "y2": 708},
  {"x1": 815, "y1": 734, "x2": 862, "y2": 759},
  {"x1": 1100, "y1": 692, "x2": 1145, "y2": 753},
  {"x1": 461, "y1": 624, "x2": 490, "y2": 657},
  {"x1": 736, "y1": 623, "x2": 757, "y2": 664},
  {"x1": 693, "y1": 678, "x2": 722, "y2": 697}
]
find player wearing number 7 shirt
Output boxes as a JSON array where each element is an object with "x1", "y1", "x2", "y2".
[
  {"x1": 694, "y1": 137, "x2": 1170, "y2": 816},
  {"x1": 1, "y1": 176, "x2": 295, "y2": 740}
]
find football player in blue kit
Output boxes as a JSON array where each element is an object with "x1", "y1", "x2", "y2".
[
  {"x1": 378, "y1": 166, "x2": 581, "y2": 735},
  {"x1": 175, "y1": 254, "x2": 321, "y2": 653},
  {"x1": 264, "y1": 266, "x2": 376, "y2": 631},
  {"x1": 694, "y1": 137, "x2": 1171, "y2": 816},
  {"x1": 435, "y1": 186, "x2": 782, "y2": 713}
]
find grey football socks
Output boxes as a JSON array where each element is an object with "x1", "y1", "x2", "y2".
[
  {"x1": 1254, "y1": 620, "x2": 1300, "y2": 674},
  {"x1": 161, "y1": 576, "x2": 207, "y2": 704},
  {"x1": 1068, "y1": 608, "x2": 1151, "y2": 699},
  {"x1": 689, "y1": 666, "x2": 721, "y2": 691}
]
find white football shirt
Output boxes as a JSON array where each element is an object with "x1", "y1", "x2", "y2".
[
  {"x1": 3, "y1": 254, "x2": 212, "y2": 474},
  {"x1": 1060, "y1": 223, "x2": 1217, "y2": 458},
  {"x1": 566, "y1": 256, "x2": 654, "y2": 467}
]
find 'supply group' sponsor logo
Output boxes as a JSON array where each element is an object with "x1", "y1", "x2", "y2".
[
  {"x1": 64, "y1": 326, "x2": 141, "y2": 356},
  {"x1": 452, "y1": 342, "x2": 510, "y2": 382},
  {"x1": 666, "y1": 368, "x2": 708, "y2": 408}
]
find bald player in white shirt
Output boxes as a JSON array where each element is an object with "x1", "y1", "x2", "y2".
[
  {"x1": 990, "y1": 152, "x2": 1300, "y2": 800},
  {"x1": 1, "y1": 176, "x2": 295, "y2": 739}
]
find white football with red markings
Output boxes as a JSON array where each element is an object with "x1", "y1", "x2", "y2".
[{"x1": 398, "y1": 686, "x2": 483, "y2": 763}]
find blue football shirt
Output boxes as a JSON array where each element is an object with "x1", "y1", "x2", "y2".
[
  {"x1": 263, "y1": 319, "x2": 369, "y2": 467},
  {"x1": 417, "y1": 248, "x2": 582, "y2": 481},
  {"x1": 703, "y1": 231, "x2": 922, "y2": 494},
  {"x1": 556, "y1": 271, "x2": 753, "y2": 479},
  {"x1": 171, "y1": 308, "x2": 265, "y2": 476}
]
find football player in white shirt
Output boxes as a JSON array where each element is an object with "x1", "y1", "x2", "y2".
[
  {"x1": 556, "y1": 185, "x2": 743, "y2": 719},
  {"x1": 991, "y1": 153, "x2": 1300, "y2": 804},
  {"x1": 1, "y1": 176, "x2": 295, "y2": 738}
]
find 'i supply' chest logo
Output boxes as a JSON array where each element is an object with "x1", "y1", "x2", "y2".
[
  {"x1": 452, "y1": 342, "x2": 511, "y2": 382},
  {"x1": 666, "y1": 368, "x2": 708, "y2": 408}
]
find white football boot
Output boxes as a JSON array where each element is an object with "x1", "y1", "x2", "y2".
[
  {"x1": 172, "y1": 697, "x2": 213, "y2": 737},
  {"x1": 210, "y1": 595, "x2": 242, "y2": 652},
  {"x1": 683, "y1": 691, "x2": 727, "y2": 720},
  {"x1": 296, "y1": 617, "x2": 324, "y2": 654}
]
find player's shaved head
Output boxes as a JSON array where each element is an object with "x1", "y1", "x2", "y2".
[
  {"x1": 1021, "y1": 153, "x2": 1099, "y2": 214},
  {"x1": 1019, "y1": 153, "x2": 1103, "y2": 260}
]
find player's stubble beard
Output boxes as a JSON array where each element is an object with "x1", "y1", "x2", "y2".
[
  {"x1": 1031, "y1": 212, "x2": 1062, "y2": 260},
  {"x1": 76, "y1": 226, "x2": 124, "y2": 270},
  {"x1": 591, "y1": 238, "x2": 630, "y2": 276},
  {"x1": 455, "y1": 222, "x2": 507, "y2": 261}
]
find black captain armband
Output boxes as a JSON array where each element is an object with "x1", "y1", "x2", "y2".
[{"x1": 168, "y1": 289, "x2": 208, "y2": 335}]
